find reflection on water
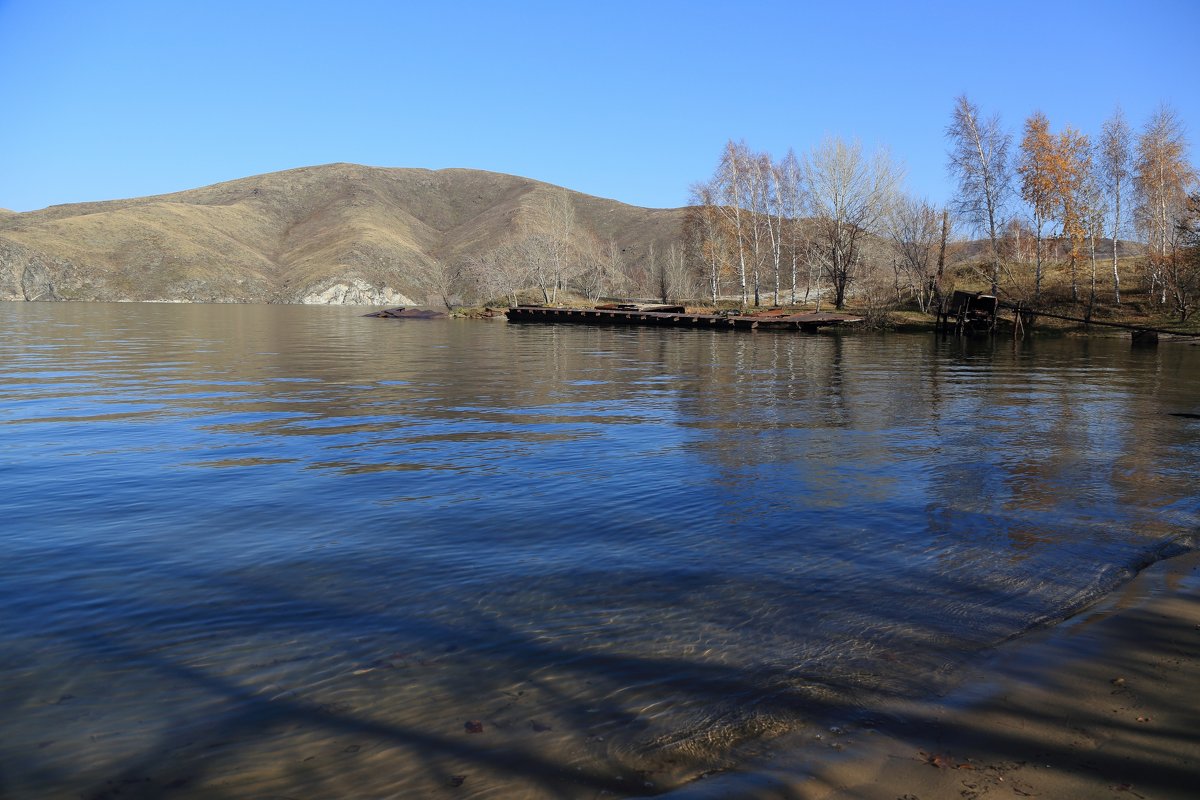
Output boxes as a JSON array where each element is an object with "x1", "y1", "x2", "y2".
[{"x1": 1, "y1": 303, "x2": 1198, "y2": 798}]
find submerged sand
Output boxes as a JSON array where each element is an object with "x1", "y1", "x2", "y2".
[{"x1": 671, "y1": 551, "x2": 1200, "y2": 799}]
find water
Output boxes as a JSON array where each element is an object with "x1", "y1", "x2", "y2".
[{"x1": 1, "y1": 303, "x2": 1197, "y2": 799}]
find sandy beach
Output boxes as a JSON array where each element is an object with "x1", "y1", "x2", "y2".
[{"x1": 673, "y1": 550, "x2": 1200, "y2": 799}]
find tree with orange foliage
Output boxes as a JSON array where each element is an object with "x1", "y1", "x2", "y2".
[
  {"x1": 1052, "y1": 126, "x2": 1092, "y2": 303},
  {"x1": 1018, "y1": 111, "x2": 1055, "y2": 302},
  {"x1": 1174, "y1": 192, "x2": 1200, "y2": 320}
]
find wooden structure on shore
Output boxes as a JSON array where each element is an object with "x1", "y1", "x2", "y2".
[
  {"x1": 936, "y1": 290, "x2": 999, "y2": 336},
  {"x1": 996, "y1": 300, "x2": 1197, "y2": 345},
  {"x1": 935, "y1": 291, "x2": 1195, "y2": 344},
  {"x1": 505, "y1": 304, "x2": 863, "y2": 332}
]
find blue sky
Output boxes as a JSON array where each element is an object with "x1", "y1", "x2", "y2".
[{"x1": 1, "y1": 0, "x2": 1196, "y2": 212}]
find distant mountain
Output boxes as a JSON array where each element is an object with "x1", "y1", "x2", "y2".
[{"x1": 0, "y1": 164, "x2": 685, "y2": 304}]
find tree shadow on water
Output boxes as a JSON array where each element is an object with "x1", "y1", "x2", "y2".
[{"x1": 6, "y1": 542, "x2": 1197, "y2": 799}]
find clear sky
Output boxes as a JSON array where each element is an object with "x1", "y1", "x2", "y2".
[{"x1": 1, "y1": 0, "x2": 1196, "y2": 213}]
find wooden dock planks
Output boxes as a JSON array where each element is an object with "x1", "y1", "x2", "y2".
[{"x1": 504, "y1": 305, "x2": 862, "y2": 332}]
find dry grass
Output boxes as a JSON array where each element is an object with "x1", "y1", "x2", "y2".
[{"x1": 938, "y1": 256, "x2": 1200, "y2": 335}]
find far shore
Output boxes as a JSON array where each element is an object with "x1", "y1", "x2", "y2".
[{"x1": 442, "y1": 294, "x2": 1200, "y2": 339}]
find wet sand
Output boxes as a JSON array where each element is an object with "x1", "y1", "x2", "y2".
[{"x1": 671, "y1": 550, "x2": 1200, "y2": 799}]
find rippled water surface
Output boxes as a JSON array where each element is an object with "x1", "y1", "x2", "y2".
[{"x1": 2, "y1": 303, "x2": 1198, "y2": 798}]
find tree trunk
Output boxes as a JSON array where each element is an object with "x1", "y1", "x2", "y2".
[
  {"x1": 790, "y1": 251, "x2": 797, "y2": 306},
  {"x1": 935, "y1": 209, "x2": 949, "y2": 305},
  {"x1": 1070, "y1": 252, "x2": 1078, "y2": 302},
  {"x1": 709, "y1": 254, "x2": 719, "y2": 306},
  {"x1": 1033, "y1": 217, "x2": 1043, "y2": 304},
  {"x1": 1087, "y1": 234, "x2": 1097, "y2": 320},
  {"x1": 1111, "y1": 186, "x2": 1122, "y2": 304}
]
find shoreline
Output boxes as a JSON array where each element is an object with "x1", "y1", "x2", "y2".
[{"x1": 667, "y1": 550, "x2": 1200, "y2": 799}]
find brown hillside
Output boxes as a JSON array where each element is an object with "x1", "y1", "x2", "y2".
[{"x1": 0, "y1": 164, "x2": 685, "y2": 304}]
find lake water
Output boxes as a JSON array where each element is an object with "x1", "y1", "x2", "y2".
[{"x1": 1, "y1": 303, "x2": 1197, "y2": 799}]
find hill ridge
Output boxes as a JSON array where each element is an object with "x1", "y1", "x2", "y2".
[{"x1": 0, "y1": 164, "x2": 685, "y2": 304}]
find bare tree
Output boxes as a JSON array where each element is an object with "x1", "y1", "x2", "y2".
[
  {"x1": 521, "y1": 189, "x2": 580, "y2": 304},
  {"x1": 707, "y1": 140, "x2": 788, "y2": 307},
  {"x1": 712, "y1": 140, "x2": 752, "y2": 305},
  {"x1": 744, "y1": 150, "x2": 771, "y2": 306},
  {"x1": 1077, "y1": 141, "x2": 1108, "y2": 316},
  {"x1": 935, "y1": 208, "x2": 953, "y2": 305},
  {"x1": 461, "y1": 240, "x2": 529, "y2": 307},
  {"x1": 887, "y1": 195, "x2": 942, "y2": 312},
  {"x1": 947, "y1": 94, "x2": 1012, "y2": 295},
  {"x1": 805, "y1": 136, "x2": 903, "y2": 309},
  {"x1": 1099, "y1": 106, "x2": 1132, "y2": 303},
  {"x1": 657, "y1": 242, "x2": 696, "y2": 303},
  {"x1": 776, "y1": 149, "x2": 805, "y2": 304},
  {"x1": 576, "y1": 234, "x2": 628, "y2": 301},
  {"x1": 853, "y1": 236, "x2": 902, "y2": 325},
  {"x1": 685, "y1": 182, "x2": 733, "y2": 305},
  {"x1": 804, "y1": 238, "x2": 830, "y2": 311},
  {"x1": 517, "y1": 230, "x2": 556, "y2": 305},
  {"x1": 762, "y1": 153, "x2": 785, "y2": 305}
]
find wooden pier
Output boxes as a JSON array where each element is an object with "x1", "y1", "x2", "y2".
[{"x1": 505, "y1": 304, "x2": 863, "y2": 332}]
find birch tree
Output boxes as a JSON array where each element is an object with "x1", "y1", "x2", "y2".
[
  {"x1": 762, "y1": 153, "x2": 786, "y2": 305},
  {"x1": 685, "y1": 181, "x2": 732, "y2": 304},
  {"x1": 744, "y1": 150, "x2": 771, "y2": 306},
  {"x1": 712, "y1": 140, "x2": 752, "y2": 305},
  {"x1": 1134, "y1": 104, "x2": 1196, "y2": 305},
  {"x1": 1099, "y1": 107, "x2": 1132, "y2": 303},
  {"x1": 947, "y1": 94, "x2": 1012, "y2": 295},
  {"x1": 521, "y1": 189, "x2": 579, "y2": 305},
  {"x1": 1079, "y1": 150, "x2": 1107, "y2": 317},
  {"x1": 776, "y1": 149, "x2": 805, "y2": 304},
  {"x1": 1053, "y1": 126, "x2": 1091, "y2": 302},
  {"x1": 1018, "y1": 111, "x2": 1055, "y2": 302}
]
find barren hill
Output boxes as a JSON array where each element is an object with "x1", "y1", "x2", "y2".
[{"x1": 0, "y1": 164, "x2": 685, "y2": 304}]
